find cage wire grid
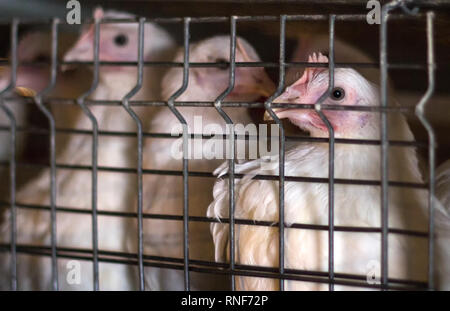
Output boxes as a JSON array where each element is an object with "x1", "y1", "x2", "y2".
[{"x1": 0, "y1": 1, "x2": 439, "y2": 291}]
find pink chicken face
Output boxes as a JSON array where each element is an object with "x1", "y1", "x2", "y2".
[
  {"x1": 0, "y1": 32, "x2": 54, "y2": 96},
  {"x1": 63, "y1": 8, "x2": 142, "y2": 72},
  {"x1": 271, "y1": 53, "x2": 378, "y2": 138}
]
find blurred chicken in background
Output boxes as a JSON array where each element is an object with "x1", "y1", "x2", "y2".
[
  {"x1": 0, "y1": 32, "x2": 44, "y2": 185},
  {"x1": 130, "y1": 35, "x2": 275, "y2": 290},
  {"x1": 0, "y1": 31, "x2": 71, "y2": 173},
  {"x1": 209, "y1": 53, "x2": 428, "y2": 290},
  {"x1": 0, "y1": 30, "x2": 89, "y2": 221},
  {"x1": 0, "y1": 8, "x2": 175, "y2": 290},
  {"x1": 437, "y1": 160, "x2": 450, "y2": 212}
]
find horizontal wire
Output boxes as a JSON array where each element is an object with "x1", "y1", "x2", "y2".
[
  {"x1": 0, "y1": 200, "x2": 428, "y2": 238},
  {"x1": 0, "y1": 125, "x2": 428, "y2": 148},
  {"x1": 0, "y1": 13, "x2": 433, "y2": 25},
  {"x1": 0, "y1": 161, "x2": 428, "y2": 189},
  {"x1": 0, "y1": 60, "x2": 435, "y2": 70},
  {"x1": 1, "y1": 96, "x2": 418, "y2": 113},
  {"x1": 0, "y1": 243, "x2": 427, "y2": 290}
]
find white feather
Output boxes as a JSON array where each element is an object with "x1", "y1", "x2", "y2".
[{"x1": 434, "y1": 159, "x2": 450, "y2": 290}]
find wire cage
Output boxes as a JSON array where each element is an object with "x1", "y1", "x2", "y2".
[{"x1": 0, "y1": 0, "x2": 449, "y2": 291}]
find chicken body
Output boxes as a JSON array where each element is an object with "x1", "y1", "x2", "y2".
[
  {"x1": 0, "y1": 31, "x2": 60, "y2": 169},
  {"x1": 208, "y1": 54, "x2": 428, "y2": 290},
  {"x1": 130, "y1": 35, "x2": 275, "y2": 290},
  {"x1": 435, "y1": 159, "x2": 450, "y2": 290},
  {"x1": 437, "y1": 160, "x2": 450, "y2": 211},
  {"x1": 0, "y1": 31, "x2": 92, "y2": 185},
  {"x1": 0, "y1": 9, "x2": 175, "y2": 290},
  {"x1": 0, "y1": 30, "x2": 90, "y2": 242}
]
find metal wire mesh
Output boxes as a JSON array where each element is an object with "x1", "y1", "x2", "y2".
[{"x1": 0, "y1": 1, "x2": 442, "y2": 291}]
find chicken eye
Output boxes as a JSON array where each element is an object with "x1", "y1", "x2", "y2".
[
  {"x1": 331, "y1": 87, "x2": 345, "y2": 101},
  {"x1": 215, "y1": 58, "x2": 229, "y2": 70},
  {"x1": 114, "y1": 34, "x2": 128, "y2": 46}
]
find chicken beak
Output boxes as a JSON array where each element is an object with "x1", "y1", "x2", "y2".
[
  {"x1": 263, "y1": 71, "x2": 311, "y2": 122},
  {"x1": 231, "y1": 38, "x2": 275, "y2": 98},
  {"x1": 263, "y1": 91, "x2": 293, "y2": 121},
  {"x1": 61, "y1": 25, "x2": 95, "y2": 72},
  {"x1": 263, "y1": 108, "x2": 284, "y2": 121},
  {"x1": 1, "y1": 66, "x2": 45, "y2": 97},
  {"x1": 230, "y1": 69, "x2": 275, "y2": 100},
  {"x1": 62, "y1": 8, "x2": 104, "y2": 72},
  {"x1": 15, "y1": 86, "x2": 37, "y2": 97}
]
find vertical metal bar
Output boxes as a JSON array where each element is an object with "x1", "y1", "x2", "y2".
[
  {"x1": 380, "y1": 2, "x2": 392, "y2": 290},
  {"x1": 263, "y1": 15, "x2": 286, "y2": 291},
  {"x1": 76, "y1": 18, "x2": 101, "y2": 291},
  {"x1": 121, "y1": 17, "x2": 146, "y2": 291},
  {"x1": 380, "y1": 0, "x2": 411, "y2": 289},
  {"x1": 213, "y1": 16, "x2": 237, "y2": 291},
  {"x1": 314, "y1": 14, "x2": 336, "y2": 291},
  {"x1": 415, "y1": 11, "x2": 435, "y2": 290},
  {"x1": 167, "y1": 18, "x2": 191, "y2": 291},
  {"x1": 381, "y1": 0, "x2": 426, "y2": 293},
  {"x1": 33, "y1": 18, "x2": 60, "y2": 291},
  {"x1": 0, "y1": 19, "x2": 18, "y2": 291}
]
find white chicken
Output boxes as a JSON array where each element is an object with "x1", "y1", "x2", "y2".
[
  {"x1": 287, "y1": 33, "x2": 430, "y2": 177},
  {"x1": 0, "y1": 31, "x2": 58, "y2": 170},
  {"x1": 0, "y1": 30, "x2": 92, "y2": 182},
  {"x1": 436, "y1": 160, "x2": 450, "y2": 211},
  {"x1": 0, "y1": 8, "x2": 175, "y2": 290},
  {"x1": 208, "y1": 53, "x2": 429, "y2": 290},
  {"x1": 130, "y1": 35, "x2": 275, "y2": 290},
  {"x1": 435, "y1": 159, "x2": 450, "y2": 290}
]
